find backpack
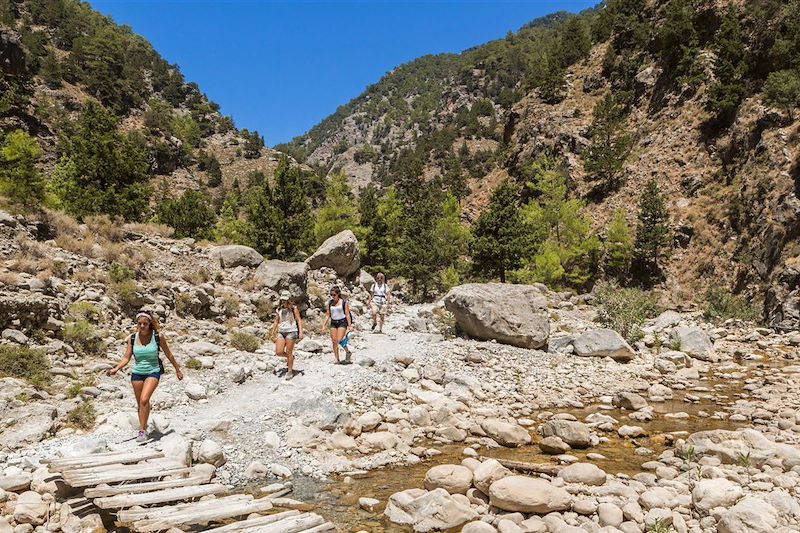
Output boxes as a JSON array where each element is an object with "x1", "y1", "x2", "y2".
[
  {"x1": 328, "y1": 298, "x2": 354, "y2": 325},
  {"x1": 131, "y1": 332, "x2": 166, "y2": 373}
]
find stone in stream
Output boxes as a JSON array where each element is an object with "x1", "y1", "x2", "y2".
[
  {"x1": 691, "y1": 478, "x2": 743, "y2": 513},
  {"x1": 443, "y1": 283, "x2": 549, "y2": 349},
  {"x1": 612, "y1": 392, "x2": 648, "y2": 410},
  {"x1": 557, "y1": 463, "x2": 607, "y2": 486},
  {"x1": 480, "y1": 418, "x2": 532, "y2": 447},
  {"x1": 668, "y1": 326, "x2": 715, "y2": 361},
  {"x1": 488, "y1": 476, "x2": 572, "y2": 513},
  {"x1": 540, "y1": 420, "x2": 591, "y2": 448},
  {"x1": 538, "y1": 436, "x2": 571, "y2": 454},
  {"x1": 686, "y1": 428, "x2": 800, "y2": 469},
  {"x1": 572, "y1": 329, "x2": 635, "y2": 361},
  {"x1": 358, "y1": 497, "x2": 380, "y2": 512},
  {"x1": 384, "y1": 488, "x2": 477, "y2": 532},
  {"x1": 597, "y1": 502, "x2": 624, "y2": 527},
  {"x1": 423, "y1": 464, "x2": 473, "y2": 495},
  {"x1": 473, "y1": 459, "x2": 512, "y2": 494},
  {"x1": 716, "y1": 497, "x2": 779, "y2": 533}
]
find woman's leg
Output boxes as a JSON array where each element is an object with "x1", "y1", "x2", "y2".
[
  {"x1": 336, "y1": 327, "x2": 351, "y2": 361},
  {"x1": 378, "y1": 308, "x2": 385, "y2": 333},
  {"x1": 285, "y1": 339, "x2": 296, "y2": 375},
  {"x1": 329, "y1": 328, "x2": 340, "y2": 362},
  {"x1": 275, "y1": 337, "x2": 287, "y2": 359},
  {"x1": 138, "y1": 378, "x2": 159, "y2": 432},
  {"x1": 132, "y1": 380, "x2": 144, "y2": 429}
]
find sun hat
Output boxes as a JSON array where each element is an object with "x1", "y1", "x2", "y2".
[{"x1": 279, "y1": 290, "x2": 291, "y2": 301}]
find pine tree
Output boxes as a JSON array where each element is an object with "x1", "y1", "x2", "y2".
[
  {"x1": 156, "y1": 190, "x2": 216, "y2": 240},
  {"x1": 772, "y1": 0, "x2": 800, "y2": 70},
  {"x1": 584, "y1": 93, "x2": 632, "y2": 193},
  {"x1": 214, "y1": 193, "x2": 251, "y2": 245},
  {"x1": 434, "y1": 193, "x2": 471, "y2": 286},
  {"x1": 516, "y1": 166, "x2": 600, "y2": 289},
  {"x1": 51, "y1": 102, "x2": 150, "y2": 220},
  {"x1": 763, "y1": 69, "x2": 800, "y2": 120},
  {"x1": 704, "y1": 5, "x2": 747, "y2": 123},
  {"x1": 604, "y1": 208, "x2": 634, "y2": 280},
  {"x1": 0, "y1": 130, "x2": 46, "y2": 210},
  {"x1": 657, "y1": 0, "x2": 701, "y2": 85},
  {"x1": 364, "y1": 187, "x2": 403, "y2": 274},
  {"x1": 558, "y1": 16, "x2": 592, "y2": 67},
  {"x1": 634, "y1": 179, "x2": 670, "y2": 279},
  {"x1": 470, "y1": 180, "x2": 526, "y2": 283},
  {"x1": 271, "y1": 157, "x2": 314, "y2": 257},
  {"x1": 314, "y1": 172, "x2": 360, "y2": 244},
  {"x1": 242, "y1": 129, "x2": 264, "y2": 159},
  {"x1": 245, "y1": 181, "x2": 281, "y2": 257}
]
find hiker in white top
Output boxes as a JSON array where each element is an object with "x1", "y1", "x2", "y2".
[
  {"x1": 368, "y1": 272, "x2": 391, "y2": 333},
  {"x1": 270, "y1": 291, "x2": 303, "y2": 380},
  {"x1": 320, "y1": 286, "x2": 353, "y2": 364}
]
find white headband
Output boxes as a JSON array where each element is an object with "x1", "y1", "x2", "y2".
[{"x1": 136, "y1": 312, "x2": 151, "y2": 321}]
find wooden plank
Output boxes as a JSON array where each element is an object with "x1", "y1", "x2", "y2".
[
  {"x1": 241, "y1": 513, "x2": 324, "y2": 533},
  {"x1": 202, "y1": 511, "x2": 301, "y2": 533},
  {"x1": 85, "y1": 475, "x2": 209, "y2": 498},
  {"x1": 118, "y1": 495, "x2": 254, "y2": 522},
  {"x1": 131, "y1": 497, "x2": 275, "y2": 532},
  {"x1": 269, "y1": 498, "x2": 312, "y2": 511},
  {"x1": 298, "y1": 523, "x2": 336, "y2": 533},
  {"x1": 479, "y1": 456, "x2": 562, "y2": 475},
  {"x1": 45, "y1": 450, "x2": 164, "y2": 471},
  {"x1": 62, "y1": 459, "x2": 183, "y2": 477},
  {"x1": 95, "y1": 483, "x2": 229, "y2": 509},
  {"x1": 65, "y1": 466, "x2": 191, "y2": 488}
]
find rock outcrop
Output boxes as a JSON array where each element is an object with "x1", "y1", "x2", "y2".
[
  {"x1": 444, "y1": 283, "x2": 549, "y2": 349},
  {"x1": 306, "y1": 230, "x2": 360, "y2": 277}
]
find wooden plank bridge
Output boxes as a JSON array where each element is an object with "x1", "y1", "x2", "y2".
[{"x1": 43, "y1": 449, "x2": 336, "y2": 532}]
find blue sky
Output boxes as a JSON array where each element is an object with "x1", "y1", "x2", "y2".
[{"x1": 89, "y1": 0, "x2": 599, "y2": 146}]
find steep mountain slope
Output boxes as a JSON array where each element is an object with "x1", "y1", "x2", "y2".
[
  {"x1": 279, "y1": 0, "x2": 800, "y2": 329},
  {"x1": 0, "y1": 0, "x2": 286, "y2": 206}
]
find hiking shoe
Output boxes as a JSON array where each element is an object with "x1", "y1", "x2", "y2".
[
  {"x1": 136, "y1": 431, "x2": 147, "y2": 443},
  {"x1": 345, "y1": 350, "x2": 352, "y2": 363},
  {"x1": 371, "y1": 322, "x2": 376, "y2": 331},
  {"x1": 285, "y1": 371, "x2": 295, "y2": 381}
]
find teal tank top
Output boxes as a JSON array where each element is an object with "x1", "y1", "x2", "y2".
[{"x1": 132, "y1": 333, "x2": 160, "y2": 375}]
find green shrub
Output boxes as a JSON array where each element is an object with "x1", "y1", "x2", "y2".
[
  {"x1": 67, "y1": 301, "x2": 102, "y2": 322},
  {"x1": 593, "y1": 281, "x2": 661, "y2": 343},
  {"x1": 109, "y1": 262, "x2": 135, "y2": 283},
  {"x1": 186, "y1": 357, "x2": 202, "y2": 370},
  {"x1": 66, "y1": 401, "x2": 96, "y2": 429},
  {"x1": 255, "y1": 299, "x2": 275, "y2": 322},
  {"x1": 63, "y1": 320, "x2": 106, "y2": 356},
  {"x1": 703, "y1": 287, "x2": 760, "y2": 323},
  {"x1": 66, "y1": 382, "x2": 83, "y2": 398},
  {"x1": 111, "y1": 280, "x2": 142, "y2": 312},
  {"x1": 174, "y1": 292, "x2": 194, "y2": 316},
  {"x1": 230, "y1": 332, "x2": 261, "y2": 352},
  {"x1": 0, "y1": 345, "x2": 51, "y2": 389},
  {"x1": 156, "y1": 190, "x2": 217, "y2": 240},
  {"x1": 432, "y1": 307, "x2": 457, "y2": 340}
]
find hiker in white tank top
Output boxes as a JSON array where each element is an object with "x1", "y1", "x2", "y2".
[
  {"x1": 320, "y1": 286, "x2": 353, "y2": 365},
  {"x1": 368, "y1": 272, "x2": 391, "y2": 333},
  {"x1": 269, "y1": 291, "x2": 303, "y2": 380}
]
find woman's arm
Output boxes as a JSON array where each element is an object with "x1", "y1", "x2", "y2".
[
  {"x1": 320, "y1": 308, "x2": 330, "y2": 333},
  {"x1": 158, "y1": 335, "x2": 184, "y2": 381},
  {"x1": 294, "y1": 307, "x2": 303, "y2": 339},
  {"x1": 345, "y1": 303, "x2": 352, "y2": 331},
  {"x1": 269, "y1": 313, "x2": 279, "y2": 340},
  {"x1": 107, "y1": 338, "x2": 133, "y2": 375}
]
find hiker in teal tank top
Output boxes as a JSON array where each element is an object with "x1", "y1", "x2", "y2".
[{"x1": 108, "y1": 310, "x2": 183, "y2": 442}]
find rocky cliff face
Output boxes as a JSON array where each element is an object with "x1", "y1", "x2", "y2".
[{"x1": 280, "y1": 2, "x2": 800, "y2": 329}]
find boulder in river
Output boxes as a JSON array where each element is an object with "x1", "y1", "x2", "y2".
[
  {"x1": 384, "y1": 488, "x2": 477, "y2": 532},
  {"x1": 540, "y1": 420, "x2": 591, "y2": 448},
  {"x1": 669, "y1": 326, "x2": 715, "y2": 361},
  {"x1": 488, "y1": 476, "x2": 572, "y2": 513},
  {"x1": 480, "y1": 418, "x2": 532, "y2": 447},
  {"x1": 573, "y1": 329, "x2": 635, "y2": 361},
  {"x1": 686, "y1": 429, "x2": 800, "y2": 469},
  {"x1": 443, "y1": 283, "x2": 549, "y2": 349}
]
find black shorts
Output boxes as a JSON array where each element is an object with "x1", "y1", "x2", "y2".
[{"x1": 331, "y1": 318, "x2": 348, "y2": 329}]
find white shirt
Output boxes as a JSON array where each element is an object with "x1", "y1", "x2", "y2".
[{"x1": 330, "y1": 299, "x2": 346, "y2": 320}]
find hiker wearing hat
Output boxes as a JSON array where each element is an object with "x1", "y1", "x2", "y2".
[
  {"x1": 107, "y1": 310, "x2": 183, "y2": 442},
  {"x1": 269, "y1": 290, "x2": 303, "y2": 380},
  {"x1": 368, "y1": 272, "x2": 391, "y2": 333}
]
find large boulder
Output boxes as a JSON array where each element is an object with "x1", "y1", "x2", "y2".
[
  {"x1": 480, "y1": 418, "x2": 532, "y2": 447},
  {"x1": 254, "y1": 260, "x2": 308, "y2": 297},
  {"x1": 488, "y1": 476, "x2": 572, "y2": 513},
  {"x1": 540, "y1": 420, "x2": 591, "y2": 448},
  {"x1": 306, "y1": 230, "x2": 360, "y2": 277},
  {"x1": 473, "y1": 459, "x2": 512, "y2": 494},
  {"x1": 197, "y1": 439, "x2": 226, "y2": 467},
  {"x1": 210, "y1": 245, "x2": 263, "y2": 268},
  {"x1": 573, "y1": 329, "x2": 635, "y2": 361},
  {"x1": 13, "y1": 491, "x2": 48, "y2": 525},
  {"x1": 717, "y1": 497, "x2": 779, "y2": 533},
  {"x1": 686, "y1": 429, "x2": 800, "y2": 469},
  {"x1": 669, "y1": 326, "x2": 715, "y2": 361},
  {"x1": 557, "y1": 463, "x2": 607, "y2": 486},
  {"x1": 692, "y1": 478, "x2": 743, "y2": 513},
  {"x1": 384, "y1": 488, "x2": 477, "y2": 532},
  {"x1": 423, "y1": 464, "x2": 473, "y2": 494},
  {"x1": 444, "y1": 284, "x2": 549, "y2": 349}
]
